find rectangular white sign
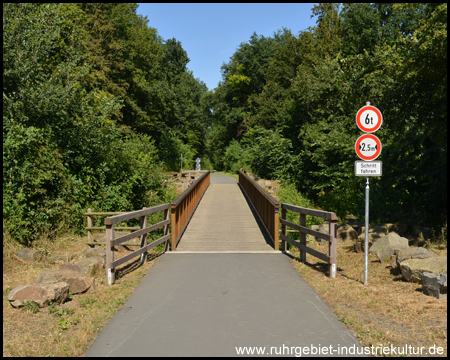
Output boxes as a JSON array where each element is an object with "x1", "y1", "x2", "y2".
[{"x1": 355, "y1": 161, "x2": 382, "y2": 176}]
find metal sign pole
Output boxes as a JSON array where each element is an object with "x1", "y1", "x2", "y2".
[
  {"x1": 364, "y1": 177, "x2": 369, "y2": 285},
  {"x1": 356, "y1": 101, "x2": 383, "y2": 286}
]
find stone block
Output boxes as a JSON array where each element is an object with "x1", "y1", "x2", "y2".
[
  {"x1": 316, "y1": 222, "x2": 329, "y2": 244},
  {"x1": 337, "y1": 224, "x2": 358, "y2": 241},
  {"x1": 8, "y1": 282, "x2": 69, "y2": 308},
  {"x1": 48, "y1": 254, "x2": 77, "y2": 264},
  {"x1": 400, "y1": 257, "x2": 447, "y2": 283},
  {"x1": 355, "y1": 232, "x2": 382, "y2": 253},
  {"x1": 15, "y1": 249, "x2": 43, "y2": 262},
  {"x1": 395, "y1": 247, "x2": 435, "y2": 268},
  {"x1": 36, "y1": 267, "x2": 95, "y2": 294},
  {"x1": 76, "y1": 257, "x2": 104, "y2": 277},
  {"x1": 82, "y1": 248, "x2": 107, "y2": 259},
  {"x1": 410, "y1": 226, "x2": 431, "y2": 242},
  {"x1": 422, "y1": 271, "x2": 447, "y2": 299},
  {"x1": 360, "y1": 223, "x2": 390, "y2": 237},
  {"x1": 368, "y1": 232, "x2": 409, "y2": 263},
  {"x1": 59, "y1": 263, "x2": 84, "y2": 274}
]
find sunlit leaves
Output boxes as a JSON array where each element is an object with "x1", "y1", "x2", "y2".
[
  {"x1": 3, "y1": 3, "x2": 208, "y2": 244},
  {"x1": 209, "y1": 3, "x2": 446, "y2": 229}
]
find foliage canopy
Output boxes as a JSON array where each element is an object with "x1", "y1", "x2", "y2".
[
  {"x1": 3, "y1": 3, "x2": 447, "y2": 244},
  {"x1": 208, "y1": 3, "x2": 447, "y2": 229}
]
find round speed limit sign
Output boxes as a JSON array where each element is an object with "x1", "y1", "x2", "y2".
[{"x1": 356, "y1": 105, "x2": 383, "y2": 133}]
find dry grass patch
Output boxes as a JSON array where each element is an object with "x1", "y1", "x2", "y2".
[
  {"x1": 3, "y1": 233, "x2": 163, "y2": 357},
  {"x1": 290, "y1": 239, "x2": 447, "y2": 357}
]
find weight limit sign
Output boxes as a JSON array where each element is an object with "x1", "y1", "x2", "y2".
[{"x1": 356, "y1": 105, "x2": 383, "y2": 133}]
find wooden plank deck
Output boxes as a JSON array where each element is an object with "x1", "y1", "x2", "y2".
[{"x1": 175, "y1": 183, "x2": 275, "y2": 252}]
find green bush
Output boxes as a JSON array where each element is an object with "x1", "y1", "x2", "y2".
[
  {"x1": 278, "y1": 182, "x2": 323, "y2": 230},
  {"x1": 158, "y1": 132, "x2": 196, "y2": 172},
  {"x1": 242, "y1": 127, "x2": 293, "y2": 180},
  {"x1": 3, "y1": 125, "x2": 71, "y2": 244},
  {"x1": 223, "y1": 140, "x2": 248, "y2": 173}
]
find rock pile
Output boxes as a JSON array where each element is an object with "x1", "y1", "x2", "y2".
[
  {"x1": 369, "y1": 232, "x2": 409, "y2": 263},
  {"x1": 256, "y1": 179, "x2": 280, "y2": 198},
  {"x1": 36, "y1": 263, "x2": 95, "y2": 294},
  {"x1": 8, "y1": 247, "x2": 107, "y2": 309},
  {"x1": 166, "y1": 171, "x2": 203, "y2": 193},
  {"x1": 310, "y1": 216, "x2": 447, "y2": 299}
]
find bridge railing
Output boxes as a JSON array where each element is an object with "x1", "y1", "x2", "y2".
[
  {"x1": 280, "y1": 204, "x2": 338, "y2": 278},
  {"x1": 238, "y1": 170, "x2": 280, "y2": 250},
  {"x1": 84, "y1": 209, "x2": 139, "y2": 246},
  {"x1": 171, "y1": 170, "x2": 210, "y2": 250},
  {"x1": 105, "y1": 204, "x2": 171, "y2": 285}
]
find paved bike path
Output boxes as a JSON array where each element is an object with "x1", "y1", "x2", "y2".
[{"x1": 86, "y1": 253, "x2": 362, "y2": 357}]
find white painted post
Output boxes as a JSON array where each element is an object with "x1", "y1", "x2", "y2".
[{"x1": 106, "y1": 224, "x2": 115, "y2": 285}]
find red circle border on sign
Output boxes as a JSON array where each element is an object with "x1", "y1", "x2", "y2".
[
  {"x1": 355, "y1": 134, "x2": 382, "y2": 161},
  {"x1": 356, "y1": 105, "x2": 383, "y2": 133}
]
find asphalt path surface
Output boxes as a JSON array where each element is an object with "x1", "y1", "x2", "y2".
[
  {"x1": 210, "y1": 172, "x2": 238, "y2": 184},
  {"x1": 86, "y1": 253, "x2": 362, "y2": 357}
]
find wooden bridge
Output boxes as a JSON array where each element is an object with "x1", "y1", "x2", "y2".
[
  {"x1": 86, "y1": 172, "x2": 363, "y2": 357},
  {"x1": 175, "y1": 173, "x2": 274, "y2": 252},
  {"x1": 103, "y1": 170, "x2": 338, "y2": 285}
]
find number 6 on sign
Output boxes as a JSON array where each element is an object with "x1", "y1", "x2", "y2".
[
  {"x1": 355, "y1": 134, "x2": 382, "y2": 161},
  {"x1": 356, "y1": 105, "x2": 383, "y2": 133}
]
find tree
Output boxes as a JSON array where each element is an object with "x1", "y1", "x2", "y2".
[
  {"x1": 3, "y1": 3, "x2": 203, "y2": 243},
  {"x1": 341, "y1": 3, "x2": 380, "y2": 56},
  {"x1": 370, "y1": 3, "x2": 447, "y2": 226},
  {"x1": 3, "y1": 3, "x2": 121, "y2": 242}
]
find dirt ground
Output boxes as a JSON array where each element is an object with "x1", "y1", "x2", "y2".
[
  {"x1": 3, "y1": 234, "x2": 163, "y2": 357},
  {"x1": 290, "y1": 239, "x2": 447, "y2": 357}
]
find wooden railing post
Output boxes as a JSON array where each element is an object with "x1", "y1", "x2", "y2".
[
  {"x1": 171, "y1": 205, "x2": 177, "y2": 251},
  {"x1": 140, "y1": 207, "x2": 147, "y2": 264},
  {"x1": 274, "y1": 206, "x2": 280, "y2": 251},
  {"x1": 87, "y1": 208, "x2": 92, "y2": 244},
  {"x1": 281, "y1": 207, "x2": 287, "y2": 251},
  {"x1": 164, "y1": 207, "x2": 170, "y2": 252},
  {"x1": 106, "y1": 224, "x2": 115, "y2": 285},
  {"x1": 329, "y1": 217, "x2": 337, "y2": 278},
  {"x1": 299, "y1": 213, "x2": 306, "y2": 263}
]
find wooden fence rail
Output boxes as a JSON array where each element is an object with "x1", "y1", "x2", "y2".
[
  {"x1": 84, "y1": 209, "x2": 140, "y2": 246},
  {"x1": 171, "y1": 170, "x2": 210, "y2": 250},
  {"x1": 238, "y1": 170, "x2": 280, "y2": 250},
  {"x1": 104, "y1": 204, "x2": 171, "y2": 285},
  {"x1": 280, "y1": 203, "x2": 338, "y2": 278}
]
